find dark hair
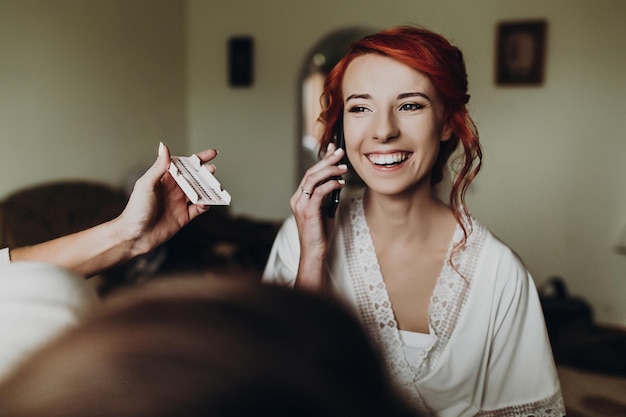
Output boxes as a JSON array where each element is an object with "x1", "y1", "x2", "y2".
[
  {"x1": 320, "y1": 25, "x2": 482, "y2": 248},
  {"x1": 0, "y1": 278, "x2": 420, "y2": 417}
]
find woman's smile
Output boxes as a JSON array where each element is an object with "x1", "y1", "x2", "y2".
[{"x1": 365, "y1": 151, "x2": 413, "y2": 171}]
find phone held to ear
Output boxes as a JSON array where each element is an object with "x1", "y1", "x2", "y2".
[{"x1": 326, "y1": 117, "x2": 345, "y2": 219}]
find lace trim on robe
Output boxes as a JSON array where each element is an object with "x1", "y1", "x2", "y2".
[
  {"x1": 475, "y1": 391, "x2": 565, "y2": 417},
  {"x1": 341, "y1": 190, "x2": 486, "y2": 410}
]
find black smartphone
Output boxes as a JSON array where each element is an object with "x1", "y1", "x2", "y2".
[{"x1": 326, "y1": 117, "x2": 345, "y2": 219}]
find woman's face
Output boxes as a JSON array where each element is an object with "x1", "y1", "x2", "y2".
[{"x1": 341, "y1": 53, "x2": 451, "y2": 197}]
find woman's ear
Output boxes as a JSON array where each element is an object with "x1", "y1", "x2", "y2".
[{"x1": 441, "y1": 124, "x2": 453, "y2": 142}]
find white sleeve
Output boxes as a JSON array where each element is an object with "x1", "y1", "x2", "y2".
[
  {"x1": 0, "y1": 248, "x2": 10, "y2": 265},
  {"x1": 261, "y1": 216, "x2": 299, "y2": 286},
  {"x1": 479, "y1": 247, "x2": 564, "y2": 415},
  {"x1": 0, "y1": 262, "x2": 99, "y2": 382},
  {"x1": 418, "y1": 237, "x2": 564, "y2": 417}
]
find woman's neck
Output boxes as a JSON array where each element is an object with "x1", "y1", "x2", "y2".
[{"x1": 363, "y1": 187, "x2": 454, "y2": 244}]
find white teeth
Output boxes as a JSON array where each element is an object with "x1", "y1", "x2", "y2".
[{"x1": 367, "y1": 153, "x2": 409, "y2": 165}]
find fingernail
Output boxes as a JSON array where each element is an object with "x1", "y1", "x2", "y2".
[
  {"x1": 338, "y1": 179, "x2": 346, "y2": 185},
  {"x1": 338, "y1": 164, "x2": 348, "y2": 170},
  {"x1": 333, "y1": 147, "x2": 343, "y2": 155},
  {"x1": 158, "y1": 142, "x2": 165, "y2": 156}
]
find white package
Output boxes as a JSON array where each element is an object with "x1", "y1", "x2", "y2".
[{"x1": 169, "y1": 154, "x2": 231, "y2": 205}]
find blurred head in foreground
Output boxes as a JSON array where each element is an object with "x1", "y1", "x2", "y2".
[{"x1": 0, "y1": 277, "x2": 420, "y2": 417}]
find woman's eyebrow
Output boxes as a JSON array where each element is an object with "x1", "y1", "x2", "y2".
[
  {"x1": 345, "y1": 93, "x2": 371, "y2": 101},
  {"x1": 398, "y1": 92, "x2": 431, "y2": 101},
  {"x1": 345, "y1": 92, "x2": 432, "y2": 102}
]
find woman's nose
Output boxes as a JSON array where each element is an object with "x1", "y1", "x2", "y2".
[{"x1": 371, "y1": 110, "x2": 400, "y2": 143}]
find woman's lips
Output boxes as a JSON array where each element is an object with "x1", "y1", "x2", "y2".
[{"x1": 366, "y1": 152, "x2": 412, "y2": 167}]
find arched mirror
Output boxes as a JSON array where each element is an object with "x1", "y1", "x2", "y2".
[{"x1": 297, "y1": 27, "x2": 375, "y2": 181}]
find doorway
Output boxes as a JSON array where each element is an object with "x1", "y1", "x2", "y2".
[{"x1": 297, "y1": 27, "x2": 374, "y2": 180}]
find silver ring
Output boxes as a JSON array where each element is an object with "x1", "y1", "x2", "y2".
[{"x1": 300, "y1": 187, "x2": 312, "y2": 196}]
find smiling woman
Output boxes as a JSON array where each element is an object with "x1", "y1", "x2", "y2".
[
  {"x1": 265, "y1": 25, "x2": 565, "y2": 417},
  {"x1": 341, "y1": 54, "x2": 452, "y2": 198}
]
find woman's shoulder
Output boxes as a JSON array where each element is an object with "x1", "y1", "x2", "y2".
[
  {"x1": 470, "y1": 218, "x2": 522, "y2": 259},
  {"x1": 468, "y1": 218, "x2": 531, "y2": 281}
]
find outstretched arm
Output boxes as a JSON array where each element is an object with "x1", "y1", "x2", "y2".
[{"x1": 9, "y1": 143, "x2": 218, "y2": 277}]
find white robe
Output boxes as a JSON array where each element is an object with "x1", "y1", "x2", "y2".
[{"x1": 263, "y1": 189, "x2": 565, "y2": 417}]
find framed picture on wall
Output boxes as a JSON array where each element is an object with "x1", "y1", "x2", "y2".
[{"x1": 496, "y1": 20, "x2": 547, "y2": 85}]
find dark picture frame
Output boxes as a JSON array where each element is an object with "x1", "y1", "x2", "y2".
[{"x1": 496, "y1": 20, "x2": 547, "y2": 86}]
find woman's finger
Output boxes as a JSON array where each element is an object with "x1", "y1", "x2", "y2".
[
  {"x1": 298, "y1": 163, "x2": 347, "y2": 199},
  {"x1": 297, "y1": 146, "x2": 345, "y2": 189},
  {"x1": 194, "y1": 148, "x2": 219, "y2": 165},
  {"x1": 291, "y1": 175, "x2": 346, "y2": 213}
]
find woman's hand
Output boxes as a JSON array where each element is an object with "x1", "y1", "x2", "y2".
[
  {"x1": 291, "y1": 143, "x2": 347, "y2": 290},
  {"x1": 8, "y1": 143, "x2": 220, "y2": 277},
  {"x1": 119, "y1": 142, "x2": 219, "y2": 258}
]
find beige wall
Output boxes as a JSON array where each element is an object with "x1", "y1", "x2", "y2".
[
  {"x1": 187, "y1": 0, "x2": 626, "y2": 325},
  {"x1": 0, "y1": 0, "x2": 186, "y2": 192},
  {"x1": 0, "y1": 0, "x2": 624, "y2": 325}
]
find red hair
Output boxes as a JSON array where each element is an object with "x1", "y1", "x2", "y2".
[{"x1": 319, "y1": 25, "x2": 482, "y2": 247}]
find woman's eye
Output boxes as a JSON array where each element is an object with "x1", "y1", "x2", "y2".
[
  {"x1": 348, "y1": 106, "x2": 370, "y2": 113},
  {"x1": 399, "y1": 103, "x2": 423, "y2": 111}
]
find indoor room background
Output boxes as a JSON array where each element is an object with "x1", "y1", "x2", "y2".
[{"x1": 0, "y1": 0, "x2": 624, "y2": 326}]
